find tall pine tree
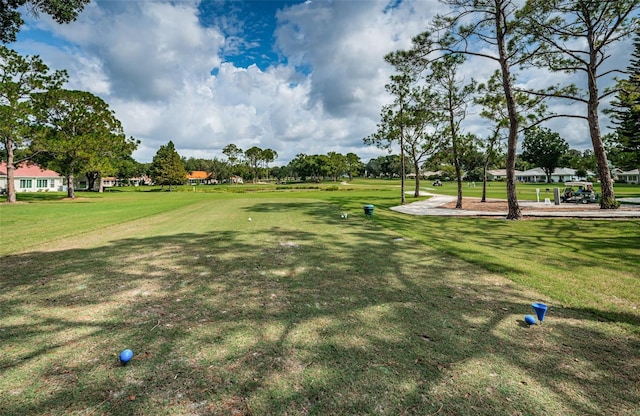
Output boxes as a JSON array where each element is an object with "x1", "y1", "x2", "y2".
[{"x1": 609, "y1": 32, "x2": 640, "y2": 172}]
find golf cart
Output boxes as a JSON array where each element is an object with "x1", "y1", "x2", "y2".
[
  {"x1": 560, "y1": 181, "x2": 598, "y2": 204},
  {"x1": 432, "y1": 179, "x2": 443, "y2": 186}
]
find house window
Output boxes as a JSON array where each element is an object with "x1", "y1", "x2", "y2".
[
  {"x1": 37, "y1": 179, "x2": 48, "y2": 187},
  {"x1": 50, "y1": 179, "x2": 55, "y2": 188},
  {"x1": 19, "y1": 179, "x2": 32, "y2": 188}
]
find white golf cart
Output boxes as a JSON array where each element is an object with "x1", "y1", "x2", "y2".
[{"x1": 560, "y1": 181, "x2": 598, "y2": 204}]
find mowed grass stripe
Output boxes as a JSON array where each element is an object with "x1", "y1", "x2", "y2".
[{"x1": 0, "y1": 192, "x2": 215, "y2": 255}]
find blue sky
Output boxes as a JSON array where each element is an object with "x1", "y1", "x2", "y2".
[
  {"x1": 198, "y1": 0, "x2": 305, "y2": 71},
  {"x1": 9, "y1": 0, "x2": 633, "y2": 164}
]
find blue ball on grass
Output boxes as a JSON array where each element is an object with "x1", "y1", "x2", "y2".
[
  {"x1": 524, "y1": 315, "x2": 536, "y2": 325},
  {"x1": 119, "y1": 349, "x2": 133, "y2": 365}
]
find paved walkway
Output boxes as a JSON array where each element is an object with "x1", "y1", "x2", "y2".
[{"x1": 390, "y1": 193, "x2": 640, "y2": 218}]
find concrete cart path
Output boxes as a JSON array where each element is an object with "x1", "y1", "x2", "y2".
[{"x1": 390, "y1": 194, "x2": 640, "y2": 218}]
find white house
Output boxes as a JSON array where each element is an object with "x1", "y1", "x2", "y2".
[
  {"x1": 0, "y1": 162, "x2": 64, "y2": 193},
  {"x1": 517, "y1": 167, "x2": 586, "y2": 183},
  {"x1": 486, "y1": 169, "x2": 524, "y2": 181},
  {"x1": 616, "y1": 168, "x2": 639, "y2": 184}
]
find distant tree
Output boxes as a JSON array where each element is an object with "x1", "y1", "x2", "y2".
[
  {"x1": 365, "y1": 73, "x2": 406, "y2": 203},
  {"x1": 83, "y1": 142, "x2": 139, "y2": 192},
  {"x1": 521, "y1": 127, "x2": 569, "y2": 183},
  {"x1": 261, "y1": 148, "x2": 278, "y2": 181},
  {"x1": 475, "y1": 70, "x2": 545, "y2": 201},
  {"x1": 150, "y1": 141, "x2": 187, "y2": 190},
  {"x1": 325, "y1": 151, "x2": 347, "y2": 181},
  {"x1": 183, "y1": 156, "x2": 209, "y2": 173},
  {"x1": 559, "y1": 149, "x2": 583, "y2": 169},
  {"x1": 288, "y1": 153, "x2": 314, "y2": 181},
  {"x1": 429, "y1": 53, "x2": 476, "y2": 209},
  {"x1": 378, "y1": 154, "x2": 403, "y2": 178},
  {"x1": 0, "y1": 45, "x2": 67, "y2": 203},
  {"x1": 116, "y1": 156, "x2": 145, "y2": 185},
  {"x1": 31, "y1": 89, "x2": 136, "y2": 198},
  {"x1": 518, "y1": 0, "x2": 639, "y2": 207},
  {"x1": 608, "y1": 32, "x2": 640, "y2": 172},
  {"x1": 366, "y1": 71, "x2": 443, "y2": 201},
  {"x1": 345, "y1": 152, "x2": 364, "y2": 180},
  {"x1": 222, "y1": 144, "x2": 243, "y2": 165},
  {"x1": 270, "y1": 165, "x2": 288, "y2": 181},
  {"x1": 244, "y1": 146, "x2": 263, "y2": 183},
  {"x1": 458, "y1": 138, "x2": 485, "y2": 180},
  {"x1": 314, "y1": 154, "x2": 331, "y2": 179},
  {"x1": 365, "y1": 157, "x2": 382, "y2": 178},
  {"x1": 222, "y1": 143, "x2": 244, "y2": 179},
  {"x1": 515, "y1": 155, "x2": 532, "y2": 172},
  {"x1": 207, "y1": 157, "x2": 231, "y2": 183},
  {"x1": 1, "y1": 0, "x2": 90, "y2": 44}
]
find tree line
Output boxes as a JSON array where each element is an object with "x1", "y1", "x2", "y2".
[
  {"x1": 119, "y1": 143, "x2": 366, "y2": 188},
  {"x1": 365, "y1": 0, "x2": 638, "y2": 218}
]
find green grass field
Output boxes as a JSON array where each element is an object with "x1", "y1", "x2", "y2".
[{"x1": 1, "y1": 182, "x2": 638, "y2": 415}]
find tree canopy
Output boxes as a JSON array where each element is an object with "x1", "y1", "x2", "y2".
[
  {"x1": 608, "y1": 31, "x2": 640, "y2": 172},
  {"x1": 0, "y1": 45, "x2": 67, "y2": 202},
  {"x1": 150, "y1": 141, "x2": 187, "y2": 190},
  {"x1": 1, "y1": 0, "x2": 90, "y2": 44},
  {"x1": 521, "y1": 127, "x2": 570, "y2": 183},
  {"x1": 30, "y1": 89, "x2": 136, "y2": 198},
  {"x1": 517, "y1": 0, "x2": 638, "y2": 208}
]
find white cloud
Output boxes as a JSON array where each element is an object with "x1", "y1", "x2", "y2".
[{"x1": 9, "y1": 0, "x2": 634, "y2": 165}]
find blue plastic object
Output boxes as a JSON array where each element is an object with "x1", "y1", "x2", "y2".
[
  {"x1": 532, "y1": 302, "x2": 548, "y2": 322},
  {"x1": 119, "y1": 349, "x2": 133, "y2": 365},
  {"x1": 524, "y1": 315, "x2": 536, "y2": 325}
]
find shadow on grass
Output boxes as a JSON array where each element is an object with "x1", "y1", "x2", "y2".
[{"x1": 0, "y1": 200, "x2": 638, "y2": 415}]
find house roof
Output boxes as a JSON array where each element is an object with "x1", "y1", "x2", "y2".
[
  {"x1": 487, "y1": 169, "x2": 523, "y2": 176},
  {"x1": 518, "y1": 167, "x2": 577, "y2": 176},
  {"x1": 619, "y1": 168, "x2": 639, "y2": 175},
  {"x1": 188, "y1": 171, "x2": 208, "y2": 180},
  {"x1": 0, "y1": 162, "x2": 61, "y2": 178}
]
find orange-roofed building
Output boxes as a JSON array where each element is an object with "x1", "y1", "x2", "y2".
[
  {"x1": 187, "y1": 171, "x2": 217, "y2": 185},
  {"x1": 0, "y1": 162, "x2": 64, "y2": 194}
]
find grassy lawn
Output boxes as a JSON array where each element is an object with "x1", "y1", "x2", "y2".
[{"x1": 0, "y1": 185, "x2": 638, "y2": 415}]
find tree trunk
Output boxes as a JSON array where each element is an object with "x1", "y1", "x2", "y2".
[
  {"x1": 414, "y1": 160, "x2": 421, "y2": 197},
  {"x1": 496, "y1": 4, "x2": 521, "y2": 219},
  {"x1": 587, "y1": 56, "x2": 617, "y2": 209},
  {"x1": 455, "y1": 160, "x2": 463, "y2": 209},
  {"x1": 86, "y1": 171, "x2": 98, "y2": 191},
  {"x1": 67, "y1": 174, "x2": 75, "y2": 199},
  {"x1": 448, "y1": 104, "x2": 463, "y2": 209},
  {"x1": 400, "y1": 108, "x2": 406, "y2": 205},
  {"x1": 481, "y1": 158, "x2": 488, "y2": 203},
  {"x1": 5, "y1": 140, "x2": 17, "y2": 203}
]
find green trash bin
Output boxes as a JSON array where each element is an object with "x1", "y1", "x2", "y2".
[{"x1": 363, "y1": 204, "x2": 375, "y2": 217}]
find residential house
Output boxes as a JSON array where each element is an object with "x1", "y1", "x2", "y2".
[
  {"x1": 421, "y1": 170, "x2": 448, "y2": 179},
  {"x1": 0, "y1": 161, "x2": 64, "y2": 193},
  {"x1": 616, "y1": 168, "x2": 639, "y2": 184},
  {"x1": 517, "y1": 167, "x2": 586, "y2": 183},
  {"x1": 126, "y1": 176, "x2": 151, "y2": 186},
  {"x1": 187, "y1": 171, "x2": 210, "y2": 185},
  {"x1": 229, "y1": 175, "x2": 244, "y2": 184},
  {"x1": 486, "y1": 169, "x2": 524, "y2": 181},
  {"x1": 74, "y1": 175, "x2": 117, "y2": 192}
]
